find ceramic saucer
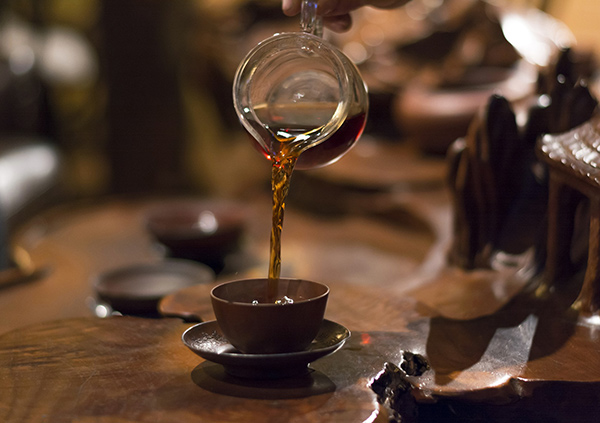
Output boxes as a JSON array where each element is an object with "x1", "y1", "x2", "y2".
[{"x1": 182, "y1": 319, "x2": 350, "y2": 379}]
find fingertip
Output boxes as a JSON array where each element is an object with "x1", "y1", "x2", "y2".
[{"x1": 282, "y1": 0, "x2": 300, "y2": 16}]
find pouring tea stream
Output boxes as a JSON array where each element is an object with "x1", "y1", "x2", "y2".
[{"x1": 232, "y1": 0, "x2": 368, "y2": 301}]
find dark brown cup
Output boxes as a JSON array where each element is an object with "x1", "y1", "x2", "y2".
[
  {"x1": 144, "y1": 200, "x2": 247, "y2": 272},
  {"x1": 211, "y1": 278, "x2": 329, "y2": 354}
]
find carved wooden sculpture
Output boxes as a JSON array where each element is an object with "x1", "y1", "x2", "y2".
[
  {"x1": 447, "y1": 94, "x2": 529, "y2": 269},
  {"x1": 448, "y1": 48, "x2": 598, "y2": 277},
  {"x1": 391, "y1": 48, "x2": 600, "y2": 419},
  {"x1": 538, "y1": 114, "x2": 600, "y2": 316}
]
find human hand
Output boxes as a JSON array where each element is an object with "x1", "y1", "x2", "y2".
[{"x1": 282, "y1": 0, "x2": 410, "y2": 32}]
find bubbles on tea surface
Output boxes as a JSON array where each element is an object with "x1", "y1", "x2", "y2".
[
  {"x1": 275, "y1": 295, "x2": 294, "y2": 305},
  {"x1": 250, "y1": 296, "x2": 295, "y2": 305}
]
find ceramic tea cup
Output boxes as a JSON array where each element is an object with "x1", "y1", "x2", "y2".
[
  {"x1": 211, "y1": 278, "x2": 329, "y2": 354},
  {"x1": 144, "y1": 200, "x2": 247, "y2": 272}
]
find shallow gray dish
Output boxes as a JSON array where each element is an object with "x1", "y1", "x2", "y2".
[
  {"x1": 182, "y1": 319, "x2": 350, "y2": 379},
  {"x1": 94, "y1": 259, "x2": 215, "y2": 316}
]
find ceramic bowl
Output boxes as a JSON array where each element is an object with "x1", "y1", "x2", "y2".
[
  {"x1": 211, "y1": 278, "x2": 329, "y2": 354},
  {"x1": 144, "y1": 200, "x2": 247, "y2": 272},
  {"x1": 393, "y1": 62, "x2": 537, "y2": 154}
]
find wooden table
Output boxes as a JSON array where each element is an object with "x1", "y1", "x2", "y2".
[
  {"x1": 0, "y1": 200, "x2": 165, "y2": 335},
  {"x1": 0, "y1": 316, "x2": 389, "y2": 423},
  {"x1": 2, "y1": 297, "x2": 600, "y2": 422}
]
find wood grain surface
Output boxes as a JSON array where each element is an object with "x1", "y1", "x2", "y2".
[{"x1": 0, "y1": 316, "x2": 387, "y2": 423}]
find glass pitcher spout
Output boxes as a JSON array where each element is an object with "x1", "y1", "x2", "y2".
[{"x1": 301, "y1": 0, "x2": 323, "y2": 37}]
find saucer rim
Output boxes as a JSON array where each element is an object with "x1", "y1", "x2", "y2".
[{"x1": 182, "y1": 319, "x2": 350, "y2": 364}]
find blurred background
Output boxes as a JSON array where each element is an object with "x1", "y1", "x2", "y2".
[{"x1": 0, "y1": 0, "x2": 598, "y2": 223}]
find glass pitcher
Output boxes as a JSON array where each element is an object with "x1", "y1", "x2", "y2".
[{"x1": 232, "y1": 0, "x2": 368, "y2": 170}]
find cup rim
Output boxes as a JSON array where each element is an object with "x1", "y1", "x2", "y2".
[{"x1": 210, "y1": 277, "x2": 329, "y2": 307}]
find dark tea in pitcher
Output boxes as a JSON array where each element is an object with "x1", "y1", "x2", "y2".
[{"x1": 249, "y1": 101, "x2": 367, "y2": 169}]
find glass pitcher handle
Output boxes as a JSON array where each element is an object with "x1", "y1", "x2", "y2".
[{"x1": 301, "y1": 0, "x2": 323, "y2": 37}]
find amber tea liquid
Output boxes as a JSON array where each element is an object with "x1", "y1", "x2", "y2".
[{"x1": 250, "y1": 102, "x2": 367, "y2": 169}]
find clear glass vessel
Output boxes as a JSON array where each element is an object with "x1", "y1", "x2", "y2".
[{"x1": 232, "y1": 0, "x2": 369, "y2": 169}]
